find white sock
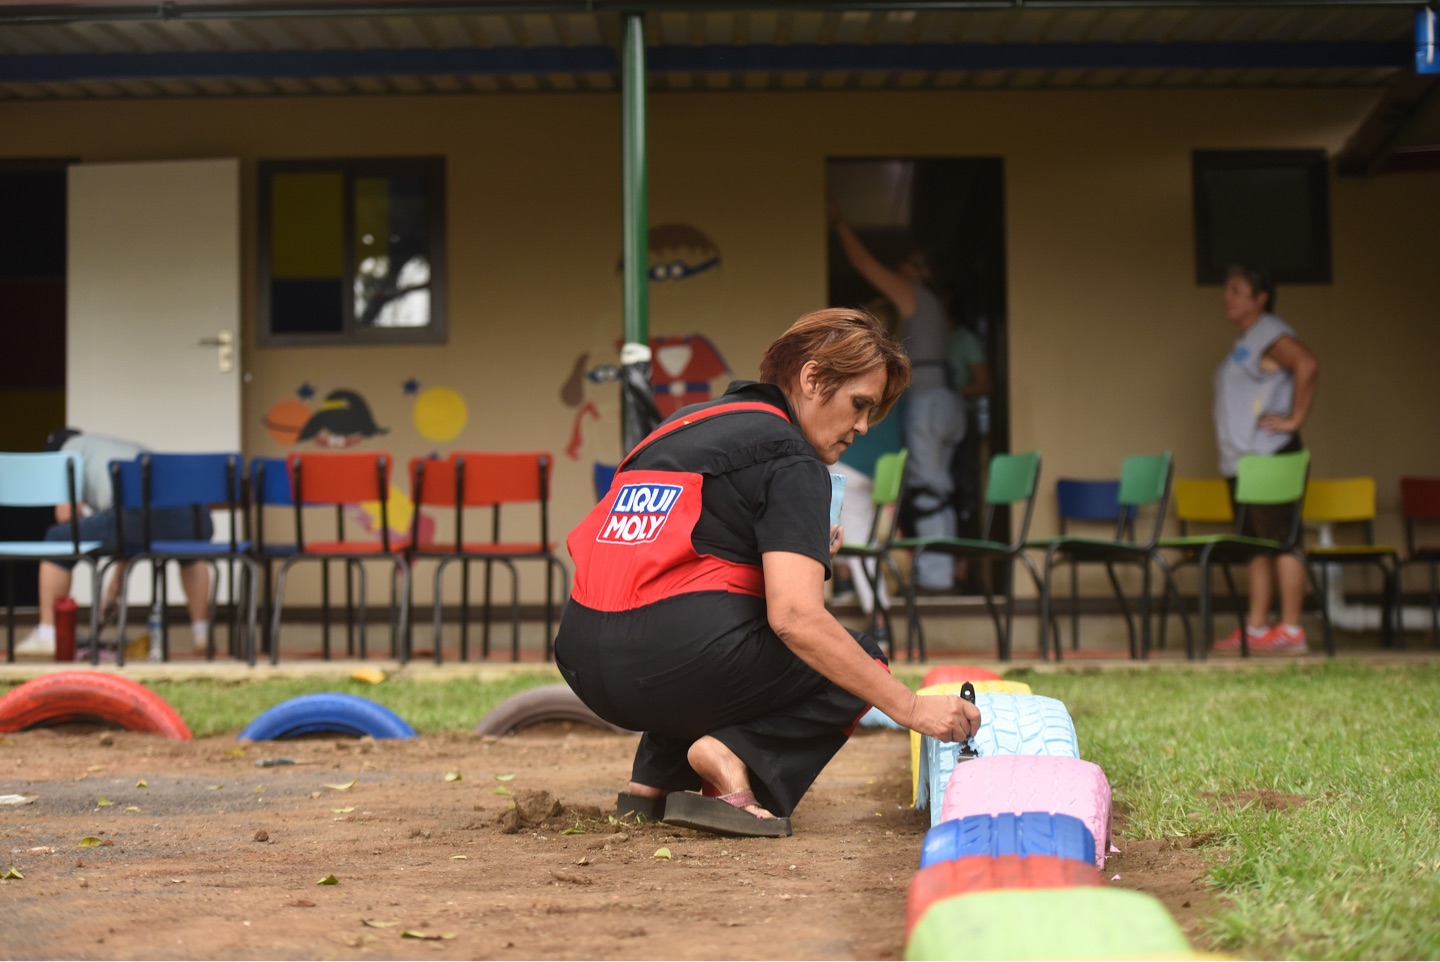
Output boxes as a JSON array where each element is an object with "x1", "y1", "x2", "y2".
[
  {"x1": 192, "y1": 620, "x2": 210, "y2": 644},
  {"x1": 32, "y1": 624, "x2": 56, "y2": 642}
]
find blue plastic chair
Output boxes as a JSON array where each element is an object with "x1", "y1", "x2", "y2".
[
  {"x1": 109, "y1": 452, "x2": 258, "y2": 665},
  {"x1": 0, "y1": 451, "x2": 104, "y2": 662},
  {"x1": 248, "y1": 456, "x2": 299, "y2": 663}
]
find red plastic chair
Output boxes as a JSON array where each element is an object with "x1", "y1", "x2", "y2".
[
  {"x1": 268, "y1": 452, "x2": 411, "y2": 663},
  {"x1": 408, "y1": 451, "x2": 567, "y2": 663},
  {"x1": 1399, "y1": 476, "x2": 1440, "y2": 647}
]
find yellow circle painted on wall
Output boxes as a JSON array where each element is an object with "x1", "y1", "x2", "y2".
[{"x1": 413, "y1": 387, "x2": 468, "y2": 442}]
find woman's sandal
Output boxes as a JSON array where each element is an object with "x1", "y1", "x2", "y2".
[
  {"x1": 615, "y1": 792, "x2": 667, "y2": 823},
  {"x1": 661, "y1": 790, "x2": 793, "y2": 838}
]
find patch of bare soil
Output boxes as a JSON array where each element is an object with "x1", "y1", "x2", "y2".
[{"x1": 1, "y1": 724, "x2": 1219, "y2": 960}]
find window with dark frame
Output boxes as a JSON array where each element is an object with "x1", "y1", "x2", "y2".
[
  {"x1": 258, "y1": 157, "x2": 446, "y2": 345},
  {"x1": 1192, "y1": 149, "x2": 1331, "y2": 285}
]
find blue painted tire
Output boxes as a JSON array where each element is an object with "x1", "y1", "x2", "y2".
[
  {"x1": 238, "y1": 692, "x2": 417, "y2": 741},
  {"x1": 918, "y1": 812, "x2": 1096, "y2": 869}
]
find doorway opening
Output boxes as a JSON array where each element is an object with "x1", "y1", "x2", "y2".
[
  {"x1": 826, "y1": 157, "x2": 1008, "y2": 592},
  {"x1": 0, "y1": 159, "x2": 70, "y2": 607}
]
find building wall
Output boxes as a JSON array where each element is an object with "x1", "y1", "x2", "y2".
[{"x1": 4, "y1": 84, "x2": 1437, "y2": 605}]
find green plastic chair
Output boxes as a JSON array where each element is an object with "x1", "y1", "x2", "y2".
[
  {"x1": 834, "y1": 449, "x2": 909, "y2": 645},
  {"x1": 1157, "y1": 450, "x2": 1332, "y2": 658},
  {"x1": 893, "y1": 450, "x2": 1042, "y2": 662},
  {"x1": 1033, "y1": 452, "x2": 1177, "y2": 661}
]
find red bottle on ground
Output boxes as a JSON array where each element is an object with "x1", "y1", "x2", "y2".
[{"x1": 54, "y1": 596, "x2": 77, "y2": 663}]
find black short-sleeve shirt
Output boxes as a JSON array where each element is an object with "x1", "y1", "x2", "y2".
[{"x1": 624, "y1": 381, "x2": 833, "y2": 576}]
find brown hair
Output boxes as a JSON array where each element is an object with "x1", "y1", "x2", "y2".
[{"x1": 759, "y1": 307, "x2": 911, "y2": 422}]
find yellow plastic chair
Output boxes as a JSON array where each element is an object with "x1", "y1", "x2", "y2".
[
  {"x1": 1302, "y1": 477, "x2": 1400, "y2": 646},
  {"x1": 1156, "y1": 477, "x2": 1240, "y2": 654}
]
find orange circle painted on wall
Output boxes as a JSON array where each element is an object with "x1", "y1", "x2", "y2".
[{"x1": 264, "y1": 398, "x2": 313, "y2": 446}]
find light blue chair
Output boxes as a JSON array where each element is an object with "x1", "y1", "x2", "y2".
[{"x1": 0, "y1": 451, "x2": 103, "y2": 663}]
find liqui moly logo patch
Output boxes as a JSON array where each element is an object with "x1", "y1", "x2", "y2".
[{"x1": 597, "y1": 483, "x2": 683, "y2": 544}]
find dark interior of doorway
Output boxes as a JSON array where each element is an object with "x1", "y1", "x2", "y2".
[
  {"x1": 826, "y1": 156, "x2": 1008, "y2": 593},
  {"x1": 0, "y1": 160, "x2": 71, "y2": 605}
]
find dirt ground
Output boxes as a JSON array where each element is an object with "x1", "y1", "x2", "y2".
[{"x1": 0, "y1": 721, "x2": 1221, "y2": 961}]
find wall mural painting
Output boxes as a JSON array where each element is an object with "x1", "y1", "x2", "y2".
[
  {"x1": 405, "y1": 377, "x2": 469, "y2": 444},
  {"x1": 263, "y1": 383, "x2": 389, "y2": 449},
  {"x1": 559, "y1": 224, "x2": 732, "y2": 481},
  {"x1": 260, "y1": 380, "x2": 475, "y2": 544}
]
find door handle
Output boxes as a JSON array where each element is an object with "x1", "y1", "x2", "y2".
[{"x1": 198, "y1": 330, "x2": 235, "y2": 373}]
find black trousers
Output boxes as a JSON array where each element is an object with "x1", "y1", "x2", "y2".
[{"x1": 554, "y1": 591, "x2": 887, "y2": 817}]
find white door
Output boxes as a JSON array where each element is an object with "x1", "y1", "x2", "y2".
[{"x1": 67, "y1": 158, "x2": 242, "y2": 607}]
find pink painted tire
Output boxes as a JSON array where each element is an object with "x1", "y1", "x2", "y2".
[
  {"x1": 939, "y1": 755, "x2": 1112, "y2": 868},
  {"x1": 921, "y1": 664, "x2": 1002, "y2": 688},
  {"x1": 905, "y1": 854, "x2": 1103, "y2": 939}
]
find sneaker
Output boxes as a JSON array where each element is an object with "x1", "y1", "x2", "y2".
[
  {"x1": 1212, "y1": 625, "x2": 1265, "y2": 653},
  {"x1": 1252, "y1": 624, "x2": 1308, "y2": 655},
  {"x1": 14, "y1": 630, "x2": 56, "y2": 657}
]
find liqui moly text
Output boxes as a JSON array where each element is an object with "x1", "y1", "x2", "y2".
[{"x1": 596, "y1": 483, "x2": 683, "y2": 544}]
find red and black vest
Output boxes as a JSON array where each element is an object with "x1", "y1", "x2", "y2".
[{"x1": 567, "y1": 400, "x2": 797, "y2": 613}]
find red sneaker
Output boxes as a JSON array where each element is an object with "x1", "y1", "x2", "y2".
[
  {"x1": 1252, "y1": 624, "x2": 1308, "y2": 655},
  {"x1": 1213, "y1": 625, "x2": 1265, "y2": 653}
]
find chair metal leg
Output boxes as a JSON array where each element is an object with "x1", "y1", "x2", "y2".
[
  {"x1": 1103, "y1": 562, "x2": 1136, "y2": 659},
  {"x1": 433, "y1": 557, "x2": 450, "y2": 665},
  {"x1": 462, "y1": 558, "x2": 473, "y2": 660},
  {"x1": 1198, "y1": 546, "x2": 1215, "y2": 661},
  {"x1": 1039, "y1": 553, "x2": 1059, "y2": 662},
  {"x1": 353, "y1": 562, "x2": 369, "y2": 660},
  {"x1": 270, "y1": 558, "x2": 296, "y2": 666}
]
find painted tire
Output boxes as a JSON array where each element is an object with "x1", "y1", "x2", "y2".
[
  {"x1": 474, "y1": 684, "x2": 634, "y2": 737},
  {"x1": 940, "y1": 756, "x2": 1112, "y2": 868},
  {"x1": 921, "y1": 665, "x2": 1002, "y2": 688},
  {"x1": 913, "y1": 693, "x2": 1079, "y2": 815},
  {"x1": 919, "y1": 812, "x2": 1096, "y2": 869},
  {"x1": 906, "y1": 887, "x2": 1192, "y2": 961},
  {"x1": 905, "y1": 854, "x2": 1104, "y2": 939},
  {"x1": 238, "y1": 693, "x2": 416, "y2": 741},
  {"x1": 0, "y1": 671, "x2": 192, "y2": 739}
]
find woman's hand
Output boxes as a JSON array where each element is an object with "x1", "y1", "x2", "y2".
[
  {"x1": 1257, "y1": 411, "x2": 1299, "y2": 433},
  {"x1": 904, "y1": 692, "x2": 982, "y2": 744}
]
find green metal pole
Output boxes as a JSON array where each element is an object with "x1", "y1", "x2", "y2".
[{"x1": 621, "y1": 10, "x2": 650, "y2": 454}]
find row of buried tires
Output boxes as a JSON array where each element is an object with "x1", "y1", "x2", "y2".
[
  {"x1": 0, "y1": 670, "x2": 625, "y2": 741},
  {"x1": 881, "y1": 664, "x2": 1203, "y2": 961},
  {"x1": 4, "y1": 669, "x2": 1206, "y2": 959}
]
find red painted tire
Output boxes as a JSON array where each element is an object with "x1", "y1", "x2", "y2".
[
  {"x1": 0, "y1": 671, "x2": 192, "y2": 739},
  {"x1": 921, "y1": 664, "x2": 1002, "y2": 688},
  {"x1": 906, "y1": 854, "x2": 1104, "y2": 938}
]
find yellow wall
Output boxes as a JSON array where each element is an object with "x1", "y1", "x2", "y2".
[{"x1": 5, "y1": 85, "x2": 1438, "y2": 603}]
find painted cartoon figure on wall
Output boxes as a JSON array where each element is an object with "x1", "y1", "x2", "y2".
[
  {"x1": 263, "y1": 385, "x2": 388, "y2": 449},
  {"x1": 560, "y1": 223, "x2": 732, "y2": 475}
]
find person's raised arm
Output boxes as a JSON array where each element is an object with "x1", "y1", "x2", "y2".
[
  {"x1": 961, "y1": 361, "x2": 993, "y2": 400},
  {"x1": 1259, "y1": 335, "x2": 1318, "y2": 434},
  {"x1": 828, "y1": 198, "x2": 917, "y2": 319},
  {"x1": 762, "y1": 549, "x2": 979, "y2": 742}
]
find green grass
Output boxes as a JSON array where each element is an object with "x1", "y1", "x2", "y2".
[
  {"x1": 1012, "y1": 662, "x2": 1440, "y2": 961},
  {"x1": 145, "y1": 670, "x2": 565, "y2": 738}
]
